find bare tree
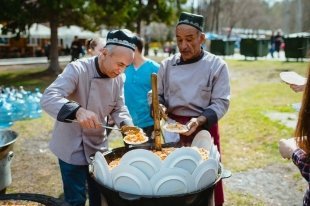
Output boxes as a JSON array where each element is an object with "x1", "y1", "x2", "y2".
[
  {"x1": 210, "y1": 0, "x2": 221, "y2": 33},
  {"x1": 302, "y1": 0, "x2": 310, "y2": 32},
  {"x1": 220, "y1": 0, "x2": 278, "y2": 36}
]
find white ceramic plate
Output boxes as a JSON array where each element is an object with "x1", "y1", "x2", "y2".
[
  {"x1": 209, "y1": 144, "x2": 217, "y2": 159},
  {"x1": 200, "y1": 158, "x2": 218, "y2": 173},
  {"x1": 119, "y1": 149, "x2": 162, "y2": 179},
  {"x1": 150, "y1": 167, "x2": 195, "y2": 195},
  {"x1": 123, "y1": 133, "x2": 148, "y2": 145},
  {"x1": 162, "y1": 147, "x2": 202, "y2": 174},
  {"x1": 191, "y1": 130, "x2": 212, "y2": 150},
  {"x1": 163, "y1": 122, "x2": 189, "y2": 133},
  {"x1": 215, "y1": 150, "x2": 221, "y2": 163},
  {"x1": 192, "y1": 167, "x2": 216, "y2": 191},
  {"x1": 111, "y1": 164, "x2": 152, "y2": 195},
  {"x1": 280, "y1": 71, "x2": 306, "y2": 86},
  {"x1": 192, "y1": 159, "x2": 218, "y2": 191},
  {"x1": 94, "y1": 151, "x2": 113, "y2": 188}
]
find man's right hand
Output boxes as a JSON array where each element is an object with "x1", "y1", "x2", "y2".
[
  {"x1": 159, "y1": 104, "x2": 168, "y2": 120},
  {"x1": 75, "y1": 107, "x2": 101, "y2": 129}
]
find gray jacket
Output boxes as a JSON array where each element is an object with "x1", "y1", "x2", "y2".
[
  {"x1": 41, "y1": 57, "x2": 132, "y2": 165},
  {"x1": 157, "y1": 50, "x2": 230, "y2": 129}
]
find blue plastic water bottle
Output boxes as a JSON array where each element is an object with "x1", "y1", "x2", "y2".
[
  {"x1": 26, "y1": 92, "x2": 42, "y2": 119},
  {"x1": 0, "y1": 98, "x2": 13, "y2": 129}
]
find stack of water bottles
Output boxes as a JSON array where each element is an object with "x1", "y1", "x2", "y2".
[{"x1": 0, "y1": 86, "x2": 42, "y2": 129}]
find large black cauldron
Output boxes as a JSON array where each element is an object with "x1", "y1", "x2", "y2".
[{"x1": 90, "y1": 144, "x2": 231, "y2": 206}]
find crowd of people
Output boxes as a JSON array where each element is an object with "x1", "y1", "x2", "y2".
[{"x1": 39, "y1": 11, "x2": 309, "y2": 206}]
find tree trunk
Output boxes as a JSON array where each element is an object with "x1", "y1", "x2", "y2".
[
  {"x1": 210, "y1": 0, "x2": 216, "y2": 32},
  {"x1": 48, "y1": 14, "x2": 61, "y2": 74},
  {"x1": 136, "y1": 0, "x2": 142, "y2": 35},
  {"x1": 215, "y1": 0, "x2": 220, "y2": 33},
  {"x1": 136, "y1": 18, "x2": 141, "y2": 35}
]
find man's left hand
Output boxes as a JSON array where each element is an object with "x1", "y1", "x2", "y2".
[{"x1": 182, "y1": 116, "x2": 207, "y2": 136}]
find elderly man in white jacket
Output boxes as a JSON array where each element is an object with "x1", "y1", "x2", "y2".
[{"x1": 41, "y1": 29, "x2": 136, "y2": 206}]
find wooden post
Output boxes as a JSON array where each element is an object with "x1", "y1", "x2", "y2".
[{"x1": 151, "y1": 73, "x2": 162, "y2": 151}]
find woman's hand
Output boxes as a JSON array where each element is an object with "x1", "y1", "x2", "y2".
[
  {"x1": 290, "y1": 84, "x2": 306, "y2": 93},
  {"x1": 279, "y1": 138, "x2": 298, "y2": 159}
]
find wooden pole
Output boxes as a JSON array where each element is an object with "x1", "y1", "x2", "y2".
[{"x1": 151, "y1": 73, "x2": 162, "y2": 151}]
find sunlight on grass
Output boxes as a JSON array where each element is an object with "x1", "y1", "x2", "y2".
[
  {"x1": 221, "y1": 60, "x2": 307, "y2": 172},
  {"x1": 0, "y1": 66, "x2": 58, "y2": 90}
]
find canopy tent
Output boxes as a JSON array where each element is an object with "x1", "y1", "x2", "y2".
[
  {"x1": 26, "y1": 24, "x2": 98, "y2": 48},
  {"x1": 58, "y1": 25, "x2": 98, "y2": 48},
  {"x1": 29, "y1": 23, "x2": 51, "y2": 38}
]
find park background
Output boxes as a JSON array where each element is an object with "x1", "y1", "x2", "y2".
[{"x1": 0, "y1": 0, "x2": 310, "y2": 205}]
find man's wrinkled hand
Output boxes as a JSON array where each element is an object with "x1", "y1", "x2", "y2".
[
  {"x1": 76, "y1": 107, "x2": 101, "y2": 129},
  {"x1": 159, "y1": 104, "x2": 167, "y2": 113},
  {"x1": 182, "y1": 116, "x2": 207, "y2": 136},
  {"x1": 159, "y1": 104, "x2": 168, "y2": 120}
]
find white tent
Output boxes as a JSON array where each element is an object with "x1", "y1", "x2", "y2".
[
  {"x1": 29, "y1": 23, "x2": 50, "y2": 38},
  {"x1": 2, "y1": 23, "x2": 101, "y2": 48},
  {"x1": 58, "y1": 25, "x2": 98, "y2": 48}
]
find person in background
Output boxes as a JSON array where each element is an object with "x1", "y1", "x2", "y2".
[
  {"x1": 157, "y1": 12, "x2": 230, "y2": 206},
  {"x1": 40, "y1": 29, "x2": 136, "y2": 206},
  {"x1": 274, "y1": 30, "x2": 284, "y2": 58},
  {"x1": 269, "y1": 31, "x2": 275, "y2": 58},
  {"x1": 279, "y1": 64, "x2": 310, "y2": 206},
  {"x1": 124, "y1": 35, "x2": 159, "y2": 139},
  {"x1": 85, "y1": 37, "x2": 106, "y2": 57},
  {"x1": 70, "y1": 35, "x2": 83, "y2": 61},
  {"x1": 44, "y1": 41, "x2": 51, "y2": 60}
]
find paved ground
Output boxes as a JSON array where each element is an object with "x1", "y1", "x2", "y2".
[
  {"x1": 264, "y1": 111, "x2": 298, "y2": 129},
  {"x1": 225, "y1": 163, "x2": 306, "y2": 206},
  {"x1": 224, "y1": 109, "x2": 306, "y2": 206}
]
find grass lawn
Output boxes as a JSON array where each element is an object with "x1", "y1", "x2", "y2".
[
  {"x1": 0, "y1": 59, "x2": 308, "y2": 205},
  {"x1": 222, "y1": 60, "x2": 306, "y2": 171}
]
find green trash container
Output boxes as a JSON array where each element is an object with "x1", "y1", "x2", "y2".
[
  {"x1": 257, "y1": 39, "x2": 269, "y2": 56},
  {"x1": 284, "y1": 36, "x2": 310, "y2": 61},
  {"x1": 226, "y1": 40, "x2": 235, "y2": 55},
  {"x1": 210, "y1": 40, "x2": 235, "y2": 56},
  {"x1": 240, "y1": 38, "x2": 269, "y2": 59}
]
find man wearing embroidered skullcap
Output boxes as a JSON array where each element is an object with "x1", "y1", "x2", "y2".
[
  {"x1": 157, "y1": 12, "x2": 230, "y2": 206},
  {"x1": 41, "y1": 29, "x2": 136, "y2": 206}
]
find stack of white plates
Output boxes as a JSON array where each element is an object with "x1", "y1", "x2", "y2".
[
  {"x1": 93, "y1": 152, "x2": 113, "y2": 188},
  {"x1": 93, "y1": 130, "x2": 220, "y2": 196}
]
